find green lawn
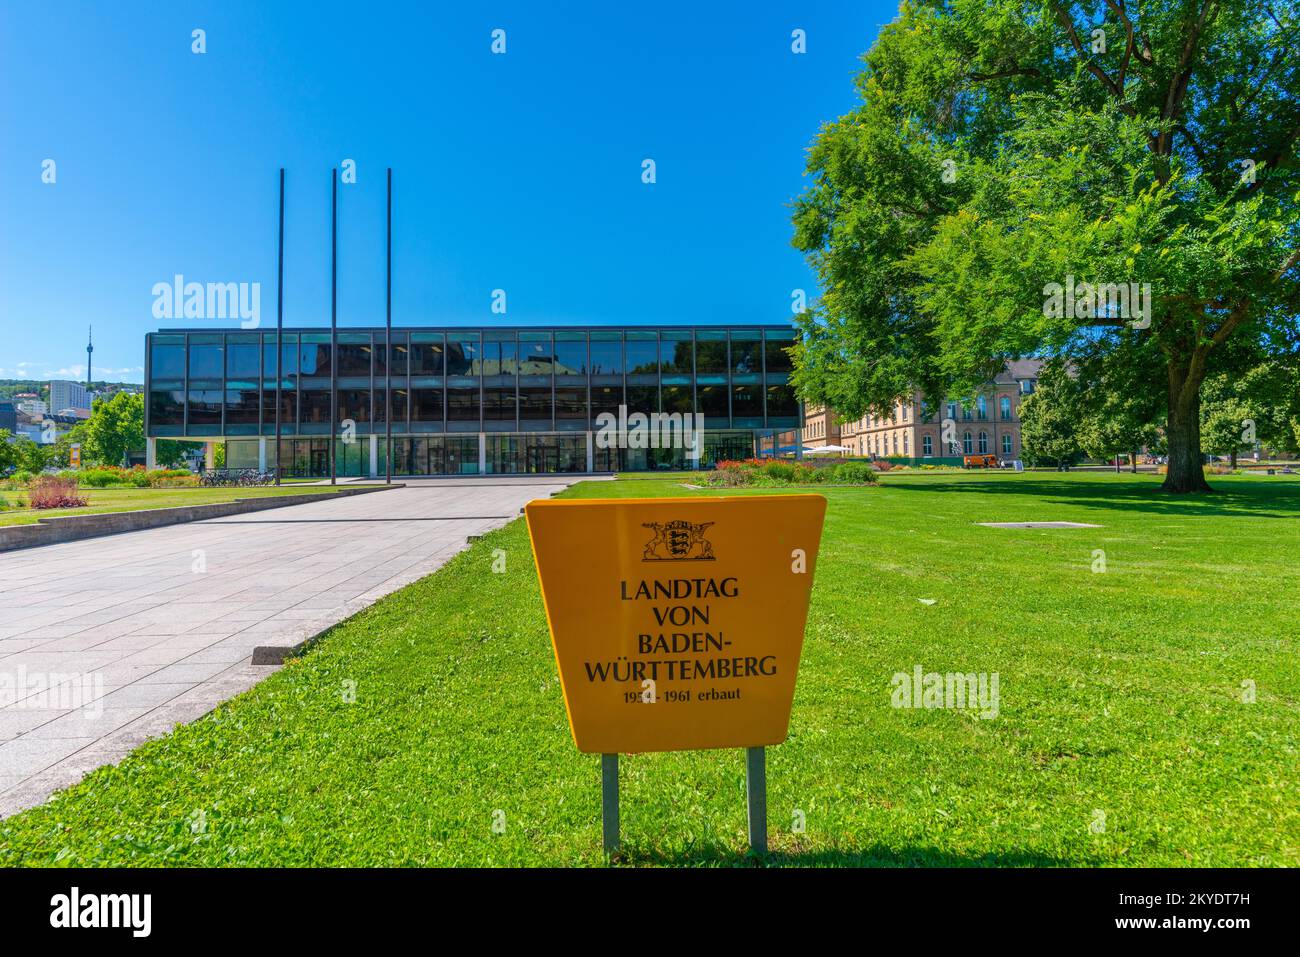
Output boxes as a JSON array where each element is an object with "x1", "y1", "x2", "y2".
[
  {"x1": 2, "y1": 472, "x2": 1296, "y2": 866},
  {"x1": 0, "y1": 484, "x2": 372, "y2": 527}
]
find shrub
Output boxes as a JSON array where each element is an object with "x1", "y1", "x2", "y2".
[
  {"x1": 12, "y1": 470, "x2": 33, "y2": 486},
  {"x1": 832, "y1": 461, "x2": 878, "y2": 484},
  {"x1": 79, "y1": 468, "x2": 121, "y2": 488},
  {"x1": 28, "y1": 475, "x2": 88, "y2": 509},
  {"x1": 148, "y1": 469, "x2": 197, "y2": 488},
  {"x1": 761, "y1": 461, "x2": 797, "y2": 482}
]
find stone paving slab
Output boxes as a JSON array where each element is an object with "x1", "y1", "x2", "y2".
[{"x1": 0, "y1": 475, "x2": 598, "y2": 817}]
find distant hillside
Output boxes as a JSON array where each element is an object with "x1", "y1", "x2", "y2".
[{"x1": 0, "y1": 380, "x2": 142, "y2": 401}]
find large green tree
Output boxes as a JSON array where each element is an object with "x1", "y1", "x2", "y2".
[
  {"x1": 1018, "y1": 361, "x2": 1085, "y2": 466},
  {"x1": 792, "y1": 0, "x2": 1299, "y2": 492},
  {"x1": 83, "y1": 391, "x2": 145, "y2": 467}
]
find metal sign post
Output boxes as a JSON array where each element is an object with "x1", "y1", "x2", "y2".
[
  {"x1": 601, "y1": 753, "x2": 620, "y2": 855},
  {"x1": 745, "y1": 746, "x2": 767, "y2": 855}
]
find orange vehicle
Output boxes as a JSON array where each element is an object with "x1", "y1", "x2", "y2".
[{"x1": 963, "y1": 453, "x2": 999, "y2": 469}]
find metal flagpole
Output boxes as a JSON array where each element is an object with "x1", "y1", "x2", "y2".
[
  {"x1": 385, "y1": 167, "x2": 392, "y2": 485},
  {"x1": 330, "y1": 167, "x2": 337, "y2": 486},
  {"x1": 274, "y1": 168, "x2": 284, "y2": 485}
]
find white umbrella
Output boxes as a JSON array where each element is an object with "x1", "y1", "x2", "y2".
[{"x1": 804, "y1": 444, "x2": 849, "y2": 455}]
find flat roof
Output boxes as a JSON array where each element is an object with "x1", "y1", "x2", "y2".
[{"x1": 147, "y1": 323, "x2": 796, "y2": 334}]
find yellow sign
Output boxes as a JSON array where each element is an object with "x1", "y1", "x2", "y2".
[
  {"x1": 69, "y1": 444, "x2": 81, "y2": 468},
  {"x1": 526, "y1": 494, "x2": 826, "y2": 754}
]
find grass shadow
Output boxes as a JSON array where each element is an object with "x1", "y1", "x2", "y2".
[
  {"x1": 882, "y1": 475, "x2": 1300, "y2": 520},
  {"x1": 622, "y1": 841, "x2": 1087, "y2": 868}
]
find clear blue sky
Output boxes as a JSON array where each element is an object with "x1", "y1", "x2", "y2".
[{"x1": 0, "y1": 0, "x2": 891, "y2": 384}]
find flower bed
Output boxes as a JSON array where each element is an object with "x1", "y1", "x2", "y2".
[
  {"x1": 699, "y1": 458, "x2": 877, "y2": 488},
  {"x1": 27, "y1": 475, "x2": 88, "y2": 509}
]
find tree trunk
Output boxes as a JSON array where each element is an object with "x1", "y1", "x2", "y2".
[
  {"x1": 1130, "y1": 450, "x2": 1138, "y2": 473},
  {"x1": 1229, "y1": 449, "x2": 1238, "y2": 470},
  {"x1": 1162, "y1": 364, "x2": 1213, "y2": 493}
]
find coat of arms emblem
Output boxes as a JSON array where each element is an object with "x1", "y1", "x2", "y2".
[{"x1": 641, "y1": 520, "x2": 716, "y2": 561}]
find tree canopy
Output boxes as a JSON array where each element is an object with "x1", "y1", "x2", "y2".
[{"x1": 791, "y1": 0, "x2": 1299, "y2": 491}]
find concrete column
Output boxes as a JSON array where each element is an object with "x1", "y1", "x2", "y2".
[
  {"x1": 368, "y1": 435, "x2": 378, "y2": 479},
  {"x1": 586, "y1": 431, "x2": 594, "y2": 473},
  {"x1": 478, "y1": 432, "x2": 487, "y2": 475},
  {"x1": 146, "y1": 437, "x2": 157, "y2": 469},
  {"x1": 258, "y1": 437, "x2": 267, "y2": 472},
  {"x1": 204, "y1": 441, "x2": 215, "y2": 470}
]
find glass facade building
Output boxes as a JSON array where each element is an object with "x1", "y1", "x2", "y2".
[{"x1": 145, "y1": 325, "x2": 800, "y2": 476}]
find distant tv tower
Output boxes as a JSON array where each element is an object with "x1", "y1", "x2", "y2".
[{"x1": 86, "y1": 325, "x2": 93, "y2": 387}]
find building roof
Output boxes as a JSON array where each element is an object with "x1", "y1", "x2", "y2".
[{"x1": 995, "y1": 358, "x2": 1044, "y2": 383}]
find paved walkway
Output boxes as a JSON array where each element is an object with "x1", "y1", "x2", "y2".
[{"x1": 0, "y1": 477, "x2": 594, "y2": 817}]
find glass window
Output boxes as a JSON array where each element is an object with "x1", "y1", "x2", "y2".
[
  {"x1": 923, "y1": 434, "x2": 933, "y2": 456},
  {"x1": 660, "y1": 333, "x2": 693, "y2": 374},
  {"x1": 695, "y1": 331, "x2": 728, "y2": 374},
  {"x1": 732, "y1": 381, "x2": 763, "y2": 423},
  {"x1": 186, "y1": 388, "x2": 222, "y2": 427},
  {"x1": 149, "y1": 388, "x2": 184, "y2": 425},
  {"x1": 338, "y1": 389, "x2": 371, "y2": 424},
  {"x1": 300, "y1": 339, "x2": 331, "y2": 377},
  {"x1": 590, "y1": 333, "x2": 623, "y2": 374},
  {"x1": 446, "y1": 380, "x2": 479, "y2": 427},
  {"x1": 626, "y1": 385, "x2": 658, "y2": 416},
  {"x1": 262, "y1": 334, "x2": 297, "y2": 382},
  {"x1": 591, "y1": 384, "x2": 623, "y2": 421},
  {"x1": 483, "y1": 386, "x2": 517, "y2": 424},
  {"x1": 697, "y1": 383, "x2": 728, "y2": 422},
  {"x1": 389, "y1": 338, "x2": 410, "y2": 375},
  {"x1": 977, "y1": 395, "x2": 988, "y2": 420},
  {"x1": 484, "y1": 334, "x2": 518, "y2": 375},
  {"x1": 300, "y1": 389, "x2": 332, "y2": 426},
  {"x1": 189, "y1": 341, "x2": 224, "y2": 379},
  {"x1": 487, "y1": 435, "x2": 523, "y2": 474},
  {"x1": 764, "y1": 330, "x2": 795, "y2": 373},
  {"x1": 268, "y1": 388, "x2": 296, "y2": 432},
  {"x1": 765, "y1": 382, "x2": 798, "y2": 422},
  {"x1": 1000, "y1": 395, "x2": 1012, "y2": 420},
  {"x1": 519, "y1": 382, "x2": 552, "y2": 428},
  {"x1": 447, "y1": 335, "x2": 478, "y2": 375},
  {"x1": 963, "y1": 431, "x2": 973, "y2": 454},
  {"x1": 225, "y1": 385, "x2": 259, "y2": 425},
  {"x1": 555, "y1": 386, "x2": 587, "y2": 427},
  {"x1": 385, "y1": 388, "x2": 409, "y2": 429},
  {"x1": 978, "y1": 431, "x2": 988, "y2": 453},
  {"x1": 337, "y1": 338, "x2": 372, "y2": 377},
  {"x1": 625, "y1": 333, "x2": 657, "y2": 375},
  {"x1": 226, "y1": 339, "x2": 260, "y2": 378},
  {"x1": 411, "y1": 335, "x2": 444, "y2": 375},
  {"x1": 554, "y1": 333, "x2": 588, "y2": 375},
  {"x1": 730, "y1": 333, "x2": 762, "y2": 374},
  {"x1": 662, "y1": 383, "x2": 693, "y2": 415},
  {"x1": 150, "y1": 340, "x2": 185, "y2": 378},
  {"x1": 1002, "y1": 433, "x2": 1013, "y2": 455},
  {"x1": 412, "y1": 387, "x2": 443, "y2": 430},
  {"x1": 519, "y1": 333, "x2": 553, "y2": 373}
]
